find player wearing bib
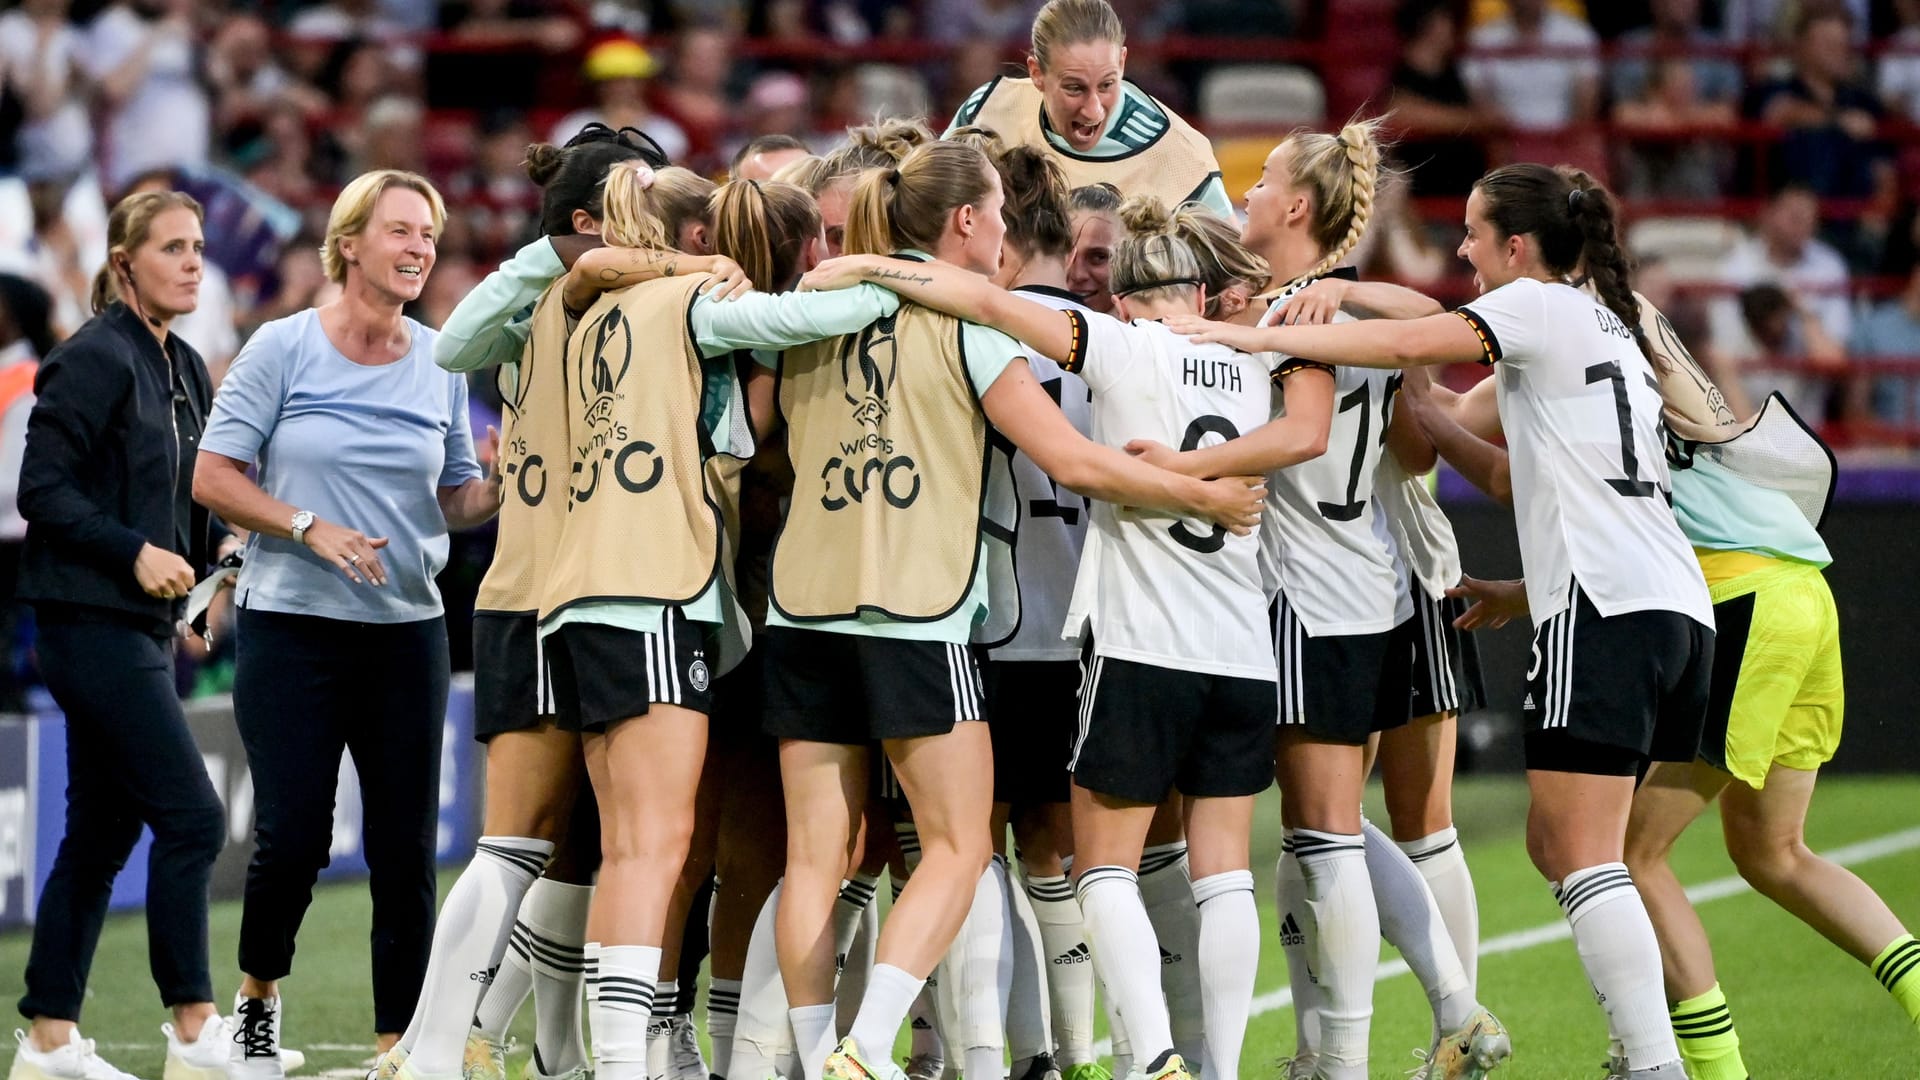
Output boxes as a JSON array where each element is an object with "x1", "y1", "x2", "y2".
[
  {"x1": 529, "y1": 161, "x2": 908, "y2": 1080},
  {"x1": 944, "y1": 0, "x2": 1232, "y2": 221},
  {"x1": 805, "y1": 192, "x2": 1300, "y2": 1080},
  {"x1": 395, "y1": 128, "x2": 750, "y2": 1080},
  {"x1": 1171, "y1": 165, "x2": 1715, "y2": 1080},
  {"x1": 776, "y1": 142, "x2": 1263, "y2": 1080}
]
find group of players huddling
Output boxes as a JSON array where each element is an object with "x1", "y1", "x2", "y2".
[{"x1": 216, "y1": 2, "x2": 1920, "y2": 1080}]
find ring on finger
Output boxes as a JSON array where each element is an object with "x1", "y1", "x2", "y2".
[{"x1": 347, "y1": 553, "x2": 361, "y2": 564}]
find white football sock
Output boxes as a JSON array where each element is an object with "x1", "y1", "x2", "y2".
[
  {"x1": 1076, "y1": 866, "x2": 1174, "y2": 1065},
  {"x1": 849, "y1": 963, "x2": 927, "y2": 1068},
  {"x1": 517, "y1": 880, "x2": 593, "y2": 1076},
  {"x1": 934, "y1": 858, "x2": 1012, "y2": 1080},
  {"x1": 1276, "y1": 837, "x2": 1321, "y2": 1062},
  {"x1": 834, "y1": 874, "x2": 881, "y2": 1037},
  {"x1": 407, "y1": 837, "x2": 552, "y2": 1075},
  {"x1": 789, "y1": 1003, "x2": 839, "y2": 1080},
  {"x1": 709, "y1": 978, "x2": 741, "y2": 1079},
  {"x1": 646, "y1": 980, "x2": 679, "y2": 1080},
  {"x1": 1556, "y1": 863, "x2": 1681, "y2": 1074},
  {"x1": 1293, "y1": 829, "x2": 1375, "y2": 1080},
  {"x1": 732, "y1": 882, "x2": 795, "y2": 1080},
  {"x1": 1137, "y1": 843, "x2": 1204, "y2": 1068},
  {"x1": 589, "y1": 944, "x2": 661, "y2": 1080},
  {"x1": 1023, "y1": 872, "x2": 1093, "y2": 1067},
  {"x1": 1191, "y1": 870, "x2": 1258, "y2": 1080},
  {"x1": 1006, "y1": 870, "x2": 1054, "y2": 1070},
  {"x1": 1361, "y1": 820, "x2": 1474, "y2": 1035},
  {"x1": 1399, "y1": 827, "x2": 1479, "y2": 994}
]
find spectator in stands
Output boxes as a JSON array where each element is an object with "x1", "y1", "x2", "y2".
[
  {"x1": 550, "y1": 37, "x2": 689, "y2": 163},
  {"x1": 1610, "y1": 0, "x2": 1741, "y2": 109},
  {"x1": 22, "y1": 179, "x2": 98, "y2": 339},
  {"x1": 358, "y1": 95, "x2": 429, "y2": 174},
  {"x1": 1877, "y1": 0, "x2": 1920, "y2": 122},
  {"x1": 1721, "y1": 0, "x2": 1868, "y2": 44},
  {"x1": 196, "y1": 171, "x2": 492, "y2": 1066},
  {"x1": 205, "y1": 13, "x2": 329, "y2": 142},
  {"x1": 659, "y1": 25, "x2": 738, "y2": 172},
  {"x1": 11, "y1": 190, "x2": 229, "y2": 1080},
  {"x1": 1613, "y1": 58, "x2": 1737, "y2": 198},
  {"x1": 448, "y1": 111, "x2": 539, "y2": 263},
  {"x1": 1848, "y1": 263, "x2": 1920, "y2": 426},
  {"x1": 1742, "y1": 6, "x2": 1891, "y2": 201},
  {"x1": 732, "y1": 133, "x2": 812, "y2": 181},
  {"x1": 440, "y1": 0, "x2": 581, "y2": 53},
  {"x1": 925, "y1": 0, "x2": 1044, "y2": 44},
  {"x1": 1709, "y1": 282, "x2": 1846, "y2": 419},
  {"x1": 1388, "y1": 0, "x2": 1490, "y2": 197},
  {"x1": 84, "y1": 0, "x2": 211, "y2": 194},
  {"x1": 289, "y1": 0, "x2": 407, "y2": 43},
  {"x1": 738, "y1": 71, "x2": 815, "y2": 154},
  {"x1": 1461, "y1": 0, "x2": 1600, "y2": 132},
  {"x1": 0, "y1": 0, "x2": 93, "y2": 182},
  {"x1": 1712, "y1": 184, "x2": 1854, "y2": 352}
]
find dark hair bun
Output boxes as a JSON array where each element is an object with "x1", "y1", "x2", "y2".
[{"x1": 525, "y1": 143, "x2": 566, "y2": 186}]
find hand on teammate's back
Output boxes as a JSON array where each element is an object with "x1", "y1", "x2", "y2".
[{"x1": 1446, "y1": 575, "x2": 1527, "y2": 630}]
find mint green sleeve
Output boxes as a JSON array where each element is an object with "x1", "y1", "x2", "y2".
[
  {"x1": 433, "y1": 238, "x2": 565, "y2": 373},
  {"x1": 960, "y1": 323, "x2": 1028, "y2": 397},
  {"x1": 1190, "y1": 173, "x2": 1238, "y2": 222},
  {"x1": 689, "y1": 285, "x2": 901, "y2": 357}
]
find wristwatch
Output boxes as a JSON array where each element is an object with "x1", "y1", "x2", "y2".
[{"x1": 290, "y1": 509, "x2": 315, "y2": 544}]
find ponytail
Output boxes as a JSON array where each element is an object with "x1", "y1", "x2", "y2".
[
  {"x1": 599, "y1": 162, "x2": 713, "y2": 251},
  {"x1": 843, "y1": 141, "x2": 994, "y2": 257},
  {"x1": 1110, "y1": 194, "x2": 1204, "y2": 306},
  {"x1": 711, "y1": 179, "x2": 821, "y2": 292},
  {"x1": 1564, "y1": 170, "x2": 1656, "y2": 369},
  {"x1": 1476, "y1": 163, "x2": 1658, "y2": 370}
]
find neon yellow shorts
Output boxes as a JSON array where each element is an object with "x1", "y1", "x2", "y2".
[{"x1": 1695, "y1": 551, "x2": 1844, "y2": 789}]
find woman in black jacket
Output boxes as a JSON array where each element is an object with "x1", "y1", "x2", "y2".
[{"x1": 10, "y1": 190, "x2": 234, "y2": 1080}]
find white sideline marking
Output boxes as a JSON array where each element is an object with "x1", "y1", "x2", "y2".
[{"x1": 1096, "y1": 824, "x2": 1920, "y2": 1053}]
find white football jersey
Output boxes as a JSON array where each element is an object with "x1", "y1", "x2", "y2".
[
  {"x1": 1062, "y1": 314, "x2": 1278, "y2": 681},
  {"x1": 1374, "y1": 453, "x2": 1463, "y2": 601},
  {"x1": 1456, "y1": 277, "x2": 1712, "y2": 627},
  {"x1": 1260, "y1": 315, "x2": 1404, "y2": 637},
  {"x1": 977, "y1": 285, "x2": 1095, "y2": 662}
]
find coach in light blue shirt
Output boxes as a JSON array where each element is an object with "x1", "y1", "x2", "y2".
[{"x1": 193, "y1": 170, "x2": 498, "y2": 1052}]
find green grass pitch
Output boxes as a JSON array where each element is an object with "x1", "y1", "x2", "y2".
[{"x1": 4, "y1": 776, "x2": 1917, "y2": 1079}]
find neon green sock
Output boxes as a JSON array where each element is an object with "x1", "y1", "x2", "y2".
[
  {"x1": 1671, "y1": 984, "x2": 1747, "y2": 1080},
  {"x1": 1871, "y1": 934, "x2": 1920, "y2": 1028}
]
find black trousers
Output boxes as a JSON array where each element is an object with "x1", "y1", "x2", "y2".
[
  {"x1": 18, "y1": 610, "x2": 224, "y2": 1021},
  {"x1": 232, "y1": 607, "x2": 449, "y2": 1034}
]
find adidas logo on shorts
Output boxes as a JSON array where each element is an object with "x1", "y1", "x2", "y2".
[
  {"x1": 1279, "y1": 913, "x2": 1305, "y2": 947},
  {"x1": 1522, "y1": 692, "x2": 1537, "y2": 711},
  {"x1": 1051, "y1": 943, "x2": 1092, "y2": 966}
]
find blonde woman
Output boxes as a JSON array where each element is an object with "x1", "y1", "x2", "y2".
[
  {"x1": 947, "y1": 0, "x2": 1233, "y2": 220},
  {"x1": 196, "y1": 171, "x2": 496, "y2": 1076}
]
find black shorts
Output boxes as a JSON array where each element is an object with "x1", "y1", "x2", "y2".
[
  {"x1": 473, "y1": 612, "x2": 558, "y2": 741},
  {"x1": 544, "y1": 609, "x2": 716, "y2": 733},
  {"x1": 1274, "y1": 594, "x2": 1419, "y2": 744},
  {"x1": 1069, "y1": 650, "x2": 1276, "y2": 803},
  {"x1": 983, "y1": 659, "x2": 1079, "y2": 805},
  {"x1": 1408, "y1": 589, "x2": 1489, "y2": 720},
  {"x1": 1521, "y1": 581, "x2": 1715, "y2": 776},
  {"x1": 761, "y1": 626, "x2": 986, "y2": 744},
  {"x1": 711, "y1": 641, "x2": 767, "y2": 736}
]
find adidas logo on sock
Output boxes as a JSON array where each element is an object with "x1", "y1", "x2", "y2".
[
  {"x1": 1051, "y1": 944, "x2": 1092, "y2": 966},
  {"x1": 1279, "y1": 913, "x2": 1305, "y2": 947},
  {"x1": 469, "y1": 964, "x2": 499, "y2": 984},
  {"x1": 1159, "y1": 946, "x2": 1183, "y2": 965},
  {"x1": 911, "y1": 1018, "x2": 932, "y2": 1031}
]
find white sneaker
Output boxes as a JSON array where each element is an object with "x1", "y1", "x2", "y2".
[
  {"x1": 371, "y1": 1047, "x2": 408, "y2": 1080},
  {"x1": 901, "y1": 1055, "x2": 944, "y2": 1080},
  {"x1": 463, "y1": 1032, "x2": 509, "y2": 1080},
  {"x1": 227, "y1": 996, "x2": 285, "y2": 1080},
  {"x1": 278, "y1": 1052, "x2": 304, "y2": 1077},
  {"x1": 665, "y1": 1018, "x2": 705, "y2": 1080},
  {"x1": 9, "y1": 1029, "x2": 146, "y2": 1080},
  {"x1": 164, "y1": 1015, "x2": 235, "y2": 1080}
]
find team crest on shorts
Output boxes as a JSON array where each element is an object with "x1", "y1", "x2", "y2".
[{"x1": 689, "y1": 657, "x2": 710, "y2": 692}]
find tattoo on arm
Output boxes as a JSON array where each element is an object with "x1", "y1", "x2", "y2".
[
  {"x1": 664, "y1": 258, "x2": 677, "y2": 278},
  {"x1": 862, "y1": 267, "x2": 933, "y2": 287}
]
